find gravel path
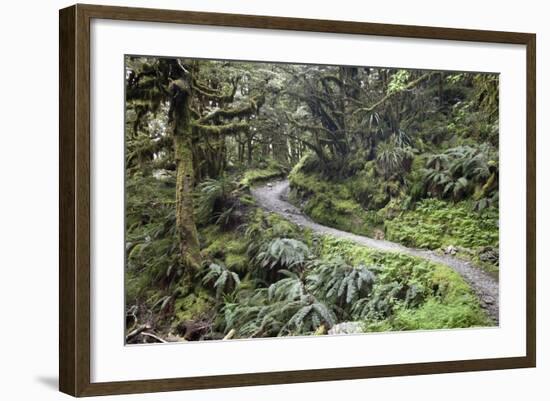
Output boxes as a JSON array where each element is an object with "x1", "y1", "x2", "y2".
[{"x1": 251, "y1": 180, "x2": 499, "y2": 324}]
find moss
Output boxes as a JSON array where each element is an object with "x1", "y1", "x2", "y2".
[
  {"x1": 289, "y1": 170, "x2": 381, "y2": 236},
  {"x1": 391, "y1": 297, "x2": 490, "y2": 330},
  {"x1": 201, "y1": 227, "x2": 235, "y2": 259},
  {"x1": 199, "y1": 224, "x2": 249, "y2": 274},
  {"x1": 317, "y1": 236, "x2": 491, "y2": 330},
  {"x1": 239, "y1": 161, "x2": 287, "y2": 188},
  {"x1": 225, "y1": 254, "x2": 248, "y2": 272},
  {"x1": 173, "y1": 289, "x2": 214, "y2": 323},
  {"x1": 384, "y1": 198, "x2": 499, "y2": 271}
]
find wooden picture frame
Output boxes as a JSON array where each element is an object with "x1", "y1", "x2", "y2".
[{"x1": 59, "y1": 3, "x2": 536, "y2": 397}]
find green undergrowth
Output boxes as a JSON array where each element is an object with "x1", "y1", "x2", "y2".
[
  {"x1": 317, "y1": 236, "x2": 491, "y2": 331},
  {"x1": 173, "y1": 288, "x2": 214, "y2": 323},
  {"x1": 384, "y1": 198, "x2": 499, "y2": 274},
  {"x1": 385, "y1": 198, "x2": 498, "y2": 249},
  {"x1": 199, "y1": 225, "x2": 249, "y2": 273},
  {"x1": 239, "y1": 160, "x2": 288, "y2": 188},
  {"x1": 289, "y1": 170, "x2": 383, "y2": 237},
  {"x1": 288, "y1": 165, "x2": 499, "y2": 273},
  {"x1": 125, "y1": 173, "x2": 179, "y2": 305}
]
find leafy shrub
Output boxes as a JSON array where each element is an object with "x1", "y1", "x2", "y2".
[{"x1": 126, "y1": 173, "x2": 181, "y2": 296}]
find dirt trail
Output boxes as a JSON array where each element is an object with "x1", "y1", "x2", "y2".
[{"x1": 251, "y1": 180, "x2": 499, "y2": 323}]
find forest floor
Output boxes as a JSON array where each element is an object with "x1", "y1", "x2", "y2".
[{"x1": 251, "y1": 179, "x2": 499, "y2": 323}]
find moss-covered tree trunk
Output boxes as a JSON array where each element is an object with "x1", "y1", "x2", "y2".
[{"x1": 170, "y1": 79, "x2": 202, "y2": 275}]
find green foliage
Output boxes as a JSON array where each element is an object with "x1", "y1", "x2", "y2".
[
  {"x1": 289, "y1": 170, "x2": 382, "y2": 236},
  {"x1": 317, "y1": 237, "x2": 489, "y2": 329},
  {"x1": 125, "y1": 173, "x2": 181, "y2": 302},
  {"x1": 173, "y1": 290, "x2": 214, "y2": 323},
  {"x1": 385, "y1": 198, "x2": 499, "y2": 251},
  {"x1": 308, "y1": 257, "x2": 377, "y2": 305},
  {"x1": 223, "y1": 270, "x2": 337, "y2": 337},
  {"x1": 376, "y1": 141, "x2": 414, "y2": 179},
  {"x1": 423, "y1": 144, "x2": 498, "y2": 205},
  {"x1": 202, "y1": 262, "x2": 241, "y2": 299},
  {"x1": 239, "y1": 160, "x2": 287, "y2": 188},
  {"x1": 387, "y1": 70, "x2": 411, "y2": 95},
  {"x1": 243, "y1": 210, "x2": 311, "y2": 283},
  {"x1": 391, "y1": 297, "x2": 490, "y2": 330},
  {"x1": 473, "y1": 74, "x2": 499, "y2": 120},
  {"x1": 195, "y1": 176, "x2": 247, "y2": 228},
  {"x1": 200, "y1": 225, "x2": 249, "y2": 273},
  {"x1": 255, "y1": 238, "x2": 311, "y2": 271},
  {"x1": 125, "y1": 56, "x2": 499, "y2": 341}
]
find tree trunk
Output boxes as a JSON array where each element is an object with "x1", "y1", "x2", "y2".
[
  {"x1": 171, "y1": 82, "x2": 201, "y2": 274},
  {"x1": 246, "y1": 136, "x2": 253, "y2": 165}
]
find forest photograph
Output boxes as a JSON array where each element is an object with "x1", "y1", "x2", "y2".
[{"x1": 124, "y1": 55, "x2": 499, "y2": 344}]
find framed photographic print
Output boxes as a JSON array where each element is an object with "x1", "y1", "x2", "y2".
[{"x1": 59, "y1": 4, "x2": 536, "y2": 397}]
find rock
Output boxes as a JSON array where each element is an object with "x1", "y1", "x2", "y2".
[
  {"x1": 267, "y1": 183, "x2": 273, "y2": 188},
  {"x1": 328, "y1": 321, "x2": 364, "y2": 335},
  {"x1": 444, "y1": 245, "x2": 458, "y2": 255},
  {"x1": 478, "y1": 246, "x2": 499, "y2": 265}
]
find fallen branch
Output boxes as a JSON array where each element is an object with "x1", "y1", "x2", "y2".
[
  {"x1": 223, "y1": 329, "x2": 236, "y2": 340},
  {"x1": 141, "y1": 332, "x2": 168, "y2": 343},
  {"x1": 125, "y1": 324, "x2": 151, "y2": 343}
]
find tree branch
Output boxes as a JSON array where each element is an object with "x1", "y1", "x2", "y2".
[
  {"x1": 353, "y1": 72, "x2": 434, "y2": 116},
  {"x1": 192, "y1": 120, "x2": 249, "y2": 136}
]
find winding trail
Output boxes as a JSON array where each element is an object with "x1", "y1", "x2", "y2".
[{"x1": 251, "y1": 180, "x2": 499, "y2": 323}]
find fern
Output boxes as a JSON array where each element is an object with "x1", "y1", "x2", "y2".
[
  {"x1": 268, "y1": 270, "x2": 306, "y2": 301},
  {"x1": 252, "y1": 238, "x2": 311, "y2": 284},
  {"x1": 195, "y1": 176, "x2": 241, "y2": 227},
  {"x1": 351, "y1": 281, "x2": 403, "y2": 320},
  {"x1": 202, "y1": 262, "x2": 240, "y2": 299},
  {"x1": 423, "y1": 144, "x2": 498, "y2": 203},
  {"x1": 308, "y1": 257, "x2": 377, "y2": 306}
]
